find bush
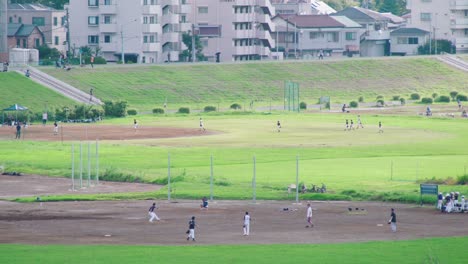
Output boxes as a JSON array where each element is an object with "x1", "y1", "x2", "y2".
[
  {"x1": 204, "y1": 106, "x2": 217, "y2": 112},
  {"x1": 421, "y1": 97, "x2": 433, "y2": 104},
  {"x1": 457, "y1": 175, "x2": 468, "y2": 185},
  {"x1": 376, "y1": 95, "x2": 384, "y2": 99},
  {"x1": 435, "y1": 95, "x2": 450, "y2": 103},
  {"x1": 152, "y1": 108, "x2": 164, "y2": 114},
  {"x1": 432, "y1": 93, "x2": 438, "y2": 99},
  {"x1": 410, "y1": 93, "x2": 420, "y2": 100},
  {"x1": 178, "y1": 107, "x2": 190, "y2": 114},
  {"x1": 230, "y1": 103, "x2": 242, "y2": 110},
  {"x1": 103, "y1": 100, "x2": 127, "y2": 117},
  {"x1": 450, "y1": 91, "x2": 458, "y2": 101},
  {"x1": 376, "y1": 99, "x2": 385, "y2": 106},
  {"x1": 456, "y1": 94, "x2": 467, "y2": 101},
  {"x1": 349, "y1": 101, "x2": 358, "y2": 108},
  {"x1": 392, "y1": 95, "x2": 400, "y2": 101},
  {"x1": 358, "y1": 96, "x2": 364, "y2": 103},
  {"x1": 299, "y1": 102, "x2": 307, "y2": 110},
  {"x1": 400, "y1": 98, "x2": 406, "y2": 105},
  {"x1": 127, "y1": 109, "x2": 137, "y2": 115}
]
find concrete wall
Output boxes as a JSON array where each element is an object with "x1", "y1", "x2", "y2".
[{"x1": 391, "y1": 34, "x2": 428, "y2": 55}]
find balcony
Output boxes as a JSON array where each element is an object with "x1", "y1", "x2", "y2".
[
  {"x1": 451, "y1": 19, "x2": 468, "y2": 29},
  {"x1": 235, "y1": 29, "x2": 254, "y2": 39},
  {"x1": 449, "y1": 0, "x2": 468, "y2": 10},
  {"x1": 142, "y1": 24, "x2": 162, "y2": 34},
  {"x1": 234, "y1": 13, "x2": 252, "y2": 23},
  {"x1": 256, "y1": 30, "x2": 274, "y2": 48},
  {"x1": 161, "y1": 0, "x2": 179, "y2": 7},
  {"x1": 142, "y1": 5, "x2": 160, "y2": 14},
  {"x1": 256, "y1": 14, "x2": 275, "y2": 32},
  {"x1": 258, "y1": 0, "x2": 275, "y2": 16},
  {"x1": 363, "y1": 30, "x2": 390, "y2": 41},
  {"x1": 256, "y1": 46, "x2": 270, "y2": 57},
  {"x1": 234, "y1": 46, "x2": 256, "y2": 55},
  {"x1": 142, "y1": 43, "x2": 161, "y2": 52},
  {"x1": 162, "y1": 13, "x2": 179, "y2": 25},
  {"x1": 163, "y1": 32, "x2": 179, "y2": 43},
  {"x1": 180, "y1": 4, "x2": 191, "y2": 14},
  {"x1": 100, "y1": 42, "x2": 117, "y2": 52},
  {"x1": 100, "y1": 4, "x2": 117, "y2": 14},
  {"x1": 100, "y1": 23, "x2": 118, "y2": 33}
]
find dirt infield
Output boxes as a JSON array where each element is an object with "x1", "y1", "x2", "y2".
[
  {"x1": 0, "y1": 124, "x2": 216, "y2": 141},
  {"x1": 0, "y1": 176, "x2": 467, "y2": 245}
]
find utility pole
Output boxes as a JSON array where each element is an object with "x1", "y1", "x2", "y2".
[
  {"x1": 65, "y1": 7, "x2": 71, "y2": 60},
  {"x1": 121, "y1": 25, "x2": 125, "y2": 64},
  {"x1": 191, "y1": 23, "x2": 196, "y2": 63}
]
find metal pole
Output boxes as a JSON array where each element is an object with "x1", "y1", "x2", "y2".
[
  {"x1": 295, "y1": 155, "x2": 299, "y2": 203},
  {"x1": 71, "y1": 143, "x2": 75, "y2": 191},
  {"x1": 210, "y1": 155, "x2": 214, "y2": 201},
  {"x1": 276, "y1": 30, "x2": 279, "y2": 60},
  {"x1": 192, "y1": 24, "x2": 196, "y2": 63},
  {"x1": 391, "y1": 160, "x2": 393, "y2": 181},
  {"x1": 253, "y1": 156, "x2": 256, "y2": 203},
  {"x1": 121, "y1": 25, "x2": 125, "y2": 64},
  {"x1": 79, "y1": 142, "x2": 83, "y2": 188},
  {"x1": 168, "y1": 153, "x2": 171, "y2": 201},
  {"x1": 87, "y1": 142, "x2": 91, "y2": 187},
  {"x1": 294, "y1": 23, "x2": 297, "y2": 59},
  {"x1": 96, "y1": 139, "x2": 99, "y2": 185}
]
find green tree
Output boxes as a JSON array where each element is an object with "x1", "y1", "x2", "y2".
[
  {"x1": 9, "y1": 0, "x2": 69, "y2": 9},
  {"x1": 418, "y1": 39, "x2": 455, "y2": 55},
  {"x1": 376, "y1": 0, "x2": 407, "y2": 16},
  {"x1": 181, "y1": 32, "x2": 204, "y2": 62}
]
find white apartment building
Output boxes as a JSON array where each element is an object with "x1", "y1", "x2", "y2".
[
  {"x1": 188, "y1": 0, "x2": 276, "y2": 62},
  {"x1": 7, "y1": 3, "x2": 67, "y2": 53},
  {"x1": 0, "y1": 0, "x2": 7, "y2": 62},
  {"x1": 69, "y1": 0, "x2": 191, "y2": 63},
  {"x1": 406, "y1": 0, "x2": 468, "y2": 53}
]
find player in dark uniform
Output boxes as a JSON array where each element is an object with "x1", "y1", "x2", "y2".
[
  {"x1": 388, "y1": 208, "x2": 396, "y2": 232},
  {"x1": 187, "y1": 216, "x2": 196, "y2": 241},
  {"x1": 277, "y1": 120, "x2": 281, "y2": 132}
]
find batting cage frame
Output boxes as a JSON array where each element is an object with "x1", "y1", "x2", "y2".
[{"x1": 284, "y1": 81, "x2": 300, "y2": 112}]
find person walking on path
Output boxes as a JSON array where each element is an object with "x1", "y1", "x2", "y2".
[
  {"x1": 388, "y1": 208, "x2": 396, "y2": 232},
  {"x1": 306, "y1": 203, "x2": 314, "y2": 228},
  {"x1": 187, "y1": 216, "x2": 197, "y2": 241},
  {"x1": 15, "y1": 122, "x2": 21, "y2": 139},
  {"x1": 243, "y1": 212, "x2": 251, "y2": 236},
  {"x1": 90, "y1": 55, "x2": 95, "y2": 68},
  {"x1": 148, "y1": 203, "x2": 160, "y2": 222}
]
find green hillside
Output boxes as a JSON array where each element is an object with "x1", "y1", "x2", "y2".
[
  {"x1": 41, "y1": 57, "x2": 468, "y2": 111},
  {"x1": 0, "y1": 72, "x2": 76, "y2": 112}
]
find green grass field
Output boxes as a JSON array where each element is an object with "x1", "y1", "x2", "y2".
[
  {"x1": 2, "y1": 113, "x2": 467, "y2": 202},
  {"x1": 40, "y1": 57, "x2": 468, "y2": 112},
  {"x1": 1, "y1": 237, "x2": 467, "y2": 264},
  {"x1": 0, "y1": 72, "x2": 76, "y2": 112}
]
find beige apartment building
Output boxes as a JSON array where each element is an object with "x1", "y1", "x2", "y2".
[
  {"x1": 7, "y1": 3, "x2": 67, "y2": 53},
  {"x1": 188, "y1": 0, "x2": 276, "y2": 62},
  {"x1": 0, "y1": 0, "x2": 7, "y2": 62},
  {"x1": 68, "y1": 0, "x2": 191, "y2": 63},
  {"x1": 407, "y1": 0, "x2": 468, "y2": 53}
]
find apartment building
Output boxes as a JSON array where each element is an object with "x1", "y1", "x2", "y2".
[
  {"x1": 7, "y1": 3, "x2": 67, "y2": 53},
  {"x1": 272, "y1": 14, "x2": 362, "y2": 58},
  {"x1": 0, "y1": 0, "x2": 7, "y2": 62},
  {"x1": 188, "y1": 0, "x2": 276, "y2": 62},
  {"x1": 68, "y1": 0, "x2": 191, "y2": 63},
  {"x1": 272, "y1": 0, "x2": 336, "y2": 16},
  {"x1": 450, "y1": 0, "x2": 468, "y2": 53}
]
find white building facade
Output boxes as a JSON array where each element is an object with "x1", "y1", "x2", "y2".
[{"x1": 69, "y1": 0, "x2": 191, "y2": 63}]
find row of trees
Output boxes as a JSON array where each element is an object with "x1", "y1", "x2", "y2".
[{"x1": 324, "y1": 0, "x2": 407, "y2": 16}]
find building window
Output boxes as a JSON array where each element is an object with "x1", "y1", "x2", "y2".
[
  {"x1": 104, "y1": 0, "x2": 112, "y2": 5},
  {"x1": 143, "y1": 35, "x2": 148, "y2": 43},
  {"x1": 104, "y1": 16, "x2": 112, "y2": 24},
  {"x1": 23, "y1": 39, "x2": 27, "y2": 48},
  {"x1": 198, "y1": 7, "x2": 208, "y2": 14},
  {"x1": 420, "y1": 13, "x2": 431, "y2": 21},
  {"x1": 88, "y1": 35, "x2": 99, "y2": 44},
  {"x1": 150, "y1": 35, "x2": 156, "y2": 43},
  {"x1": 408, "y1": 37, "x2": 418, "y2": 45},
  {"x1": 35, "y1": 38, "x2": 40, "y2": 48},
  {"x1": 88, "y1": 16, "x2": 99, "y2": 25},
  {"x1": 16, "y1": 39, "x2": 20, "y2": 47},
  {"x1": 397, "y1": 37, "x2": 408, "y2": 44},
  {"x1": 180, "y1": 15, "x2": 186, "y2": 23},
  {"x1": 9, "y1": 17, "x2": 12, "y2": 23},
  {"x1": 310, "y1": 32, "x2": 324, "y2": 39},
  {"x1": 55, "y1": 36, "x2": 59, "y2": 45},
  {"x1": 104, "y1": 35, "x2": 111, "y2": 43},
  {"x1": 54, "y1": 17, "x2": 58, "y2": 26},
  {"x1": 18, "y1": 17, "x2": 22, "y2": 23},
  {"x1": 32, "y1": 17, "x2": 45, "y2": 26},
  {"x1": 61, "y1": 17, "x2": 65, "y2": 26},
  {"x1": 465, "y1": 29, "x2": 468, "y2": 36},
  {"x1": 150, "y1": 16, "x2": 157, "y2": 24},
  {"x1": 345, "y1": 32, "x2": 356, "y2": 40},
  {"x1": 88, "y1": 0, "x2": 99, "y2": 7},
  {"x1": 328, "y1": 32, "x2": 339, "y2": 42}
]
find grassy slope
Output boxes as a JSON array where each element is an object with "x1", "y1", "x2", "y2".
[
  {"x1": 40, "y1": 58, "x2": 468, "y2": 111},
  {"x1": 2, "y1": 113, "x2": 468, "y2": 202},
  {"x1": 1, "y1": 237, "x2": 467, "y2": 264},
  {"x1": 0, "y1": 72, "x2": 76, "y2": 112}
]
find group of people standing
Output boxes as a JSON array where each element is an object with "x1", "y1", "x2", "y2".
[{"x1": 438, "y1": 192, "x2": 466, "y2": 213}]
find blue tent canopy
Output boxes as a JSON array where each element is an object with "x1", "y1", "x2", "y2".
[{"x1": 3, "y1": 104, "x2": 28, "y2": 111}]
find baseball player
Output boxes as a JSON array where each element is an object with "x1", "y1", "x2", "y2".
[
  {"x1": 134, "y1": 119, "x2": 138, "y2": 129},
  {"x1": 306, "y1": 203, "x2": 313, "y2": 228},
  {"x1": 437, "y1": 192, "x2": 443, "y2": 210},
  {"x1": 357, "y1": 115, "x2": 364, "y2": 129},
  {"x1": 344, "y1": 119, "x2": 349, "y2": 131},
  {"x1": 378, "y1": 121, "x2": 383, "y2": 133},
  {"x1": 243, "y1": 212, "x2": 251, "y2": 236},
  {"x1": 277, "y1": 120, "x2": 281, "y2": 132},
  {"x1": 388, "y1": 208, "x2": 396, "y2": 232},
  {"x1": 53, "y1": 121, "x2": 58, "y2": 135},
  {"x1": 199, "y1": 118, "x2": 205, "y2": 131},
  {"x1": 148, "y1": 203, "x2": 160, "y2": 222},
  {"x1": 187, "y1": 216, "x2": 197, "y2": 241},
  {"x1": 349, "y1": 120, "x2": 354, "y2": 130}
]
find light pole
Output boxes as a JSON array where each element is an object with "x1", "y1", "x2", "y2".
[
  {"x1": 120, "y1": 19, "x2": 138, "y2": 64},
  {"x1": 191, "y1": 24, "x2": 198, "y2": 63},
  {"x1": 294, "y1": 22, "x2": 297, "y2": 59},
  {"x1": 299, "y1": 29, "x2": 303, "y2": 59}
]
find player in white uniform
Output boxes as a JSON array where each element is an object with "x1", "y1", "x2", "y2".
[
  {"x1": 53, "y1": 121, "x2": 58, "y2": 135},
  {"x1": 134, "y1": 119, "x2": 138, "y2": 129},
  {"x1": 357, "y1": 115, "x2": 364, "y2": 129},
  {"x1": 199, "y1": 118, "x2": 205, "y2": 131},
  {"x1": 306, "y1": 203, "x2": 313, "y2": 228},
  {"x1": 148, "y1": 203, "x2": 160, "y2": 222},
  {"x1": 243, "y1": 212, "x2": 251, "y2": 236}
]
